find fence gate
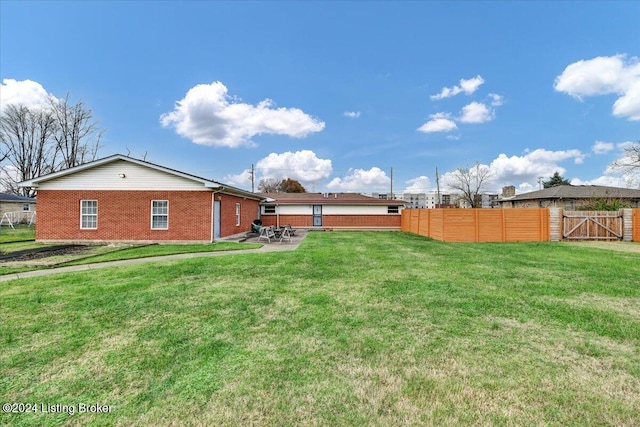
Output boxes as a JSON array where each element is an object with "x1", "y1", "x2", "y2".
[{"x1": 562, "y1": 210, "x2": 623, "y2": 240}]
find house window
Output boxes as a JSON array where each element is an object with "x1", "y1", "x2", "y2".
[
  {"x1": 80, "y1": 200, "x2": 98, "y2": 229},
  {"x1": 388, "y1": 206, "x2": 399, "y2": 214},
  {"x1": 236, "y1": 203, "x2": 241, "y2": 226},
  {"x1": 22, "y1": 203, "x2": 30, "y2": 211},
  {"x1": 151, "y1": 200, "x2": 169, "y2": 229},
  {"x1": 264, "y1": 205, "x2": 276, "y2": 214}
]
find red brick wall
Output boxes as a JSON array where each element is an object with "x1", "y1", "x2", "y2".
[
  {"x1": 35, "y1": 190, "x2": 260, "y2": 242},
  {"x1": 260, "y1": 214, "x2": 401, "y2": 228},
  {"x1": 217, "y1": 194, "x2": 260, "y2": 237}
]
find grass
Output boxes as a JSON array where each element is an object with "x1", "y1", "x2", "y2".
[
  {"x1": 1, "y1": 232, "x2": 639, "y2": 426},
  {"x1": 0, "y1": 225, "x2": 262, "y2": 276},
  {"x1": 0, "y1": 225, "x2": 36, "y2": 244}
]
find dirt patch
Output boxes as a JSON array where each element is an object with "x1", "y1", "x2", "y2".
[{"x1": 0, "y1": 245, "x2": 92, "y2": 262}]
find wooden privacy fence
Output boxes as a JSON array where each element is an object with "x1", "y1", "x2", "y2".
[
  {"x1": 402, "y1": 208, "x2": 640, "y2": 242},
  {"x1": 401, "y1": 208, "x2": 550, "y2": 242}
]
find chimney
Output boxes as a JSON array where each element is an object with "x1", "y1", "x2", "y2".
[{"x1": 501, "y1": 185, "x2": 516, "y2": 198}]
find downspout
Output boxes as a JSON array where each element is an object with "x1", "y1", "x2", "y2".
[{"x1": 210, "y1": 191, "x2": 217, "y2": 242}]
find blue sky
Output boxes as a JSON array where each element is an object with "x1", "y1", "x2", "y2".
[{"x1": 1, "y1": 1, "x2": 639, "y2": 194}]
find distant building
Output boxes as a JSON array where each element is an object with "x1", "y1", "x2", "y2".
[
  {"x1": 259, "y1": 192, "x2": 405, "y2": 230},
  {"x1": 498, "y1": 185, "x2": 640, "y2": 209},
  {"x1": 0, "y1": 192, "x2": 36, "y2": 225},
  {"x1": 401, "y1": 192, "x2": 436, "y2": 209}
]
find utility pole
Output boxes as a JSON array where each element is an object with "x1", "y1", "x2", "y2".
[
  {"x1": 390, "y1": 167, "x2": 393, "y2": 199},
  {"x1": 250, "y1": 164, "x2": 255, "y2": 192},
  {"x1": 436, "y1": 167, "x2": 441, "y2": 207}
]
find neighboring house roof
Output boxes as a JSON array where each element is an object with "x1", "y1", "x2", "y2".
[
  {"x1": 0, "y1": 192, "x2": 36, "y2": 203},
  {"x1": 18, "y1": 154, "x2": 262, "y2": 200},
  {"x1": 508, "y1": 185, "x2": 640, "y2": 201},
  {"x1": 260, "y1": 192, "x2": 405, "y2": 206}
]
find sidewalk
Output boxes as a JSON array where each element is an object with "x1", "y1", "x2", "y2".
[{"x1": 0, "y1": 230, "x2": 307, "y2": 283}]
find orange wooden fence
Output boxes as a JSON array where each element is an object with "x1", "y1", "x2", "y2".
[
  {"x1": 401, "y1": 208, "x2": 550, "y2": 242},
  {"x1": 634, "y1": 209, "x2": 640, "y2": 242}
]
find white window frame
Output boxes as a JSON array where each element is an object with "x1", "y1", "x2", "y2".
[
  {"x1": 22, "y1": 203, "x2": 30, "y2": 211},
  {"x1": 263, "y1": 205, "x2": 276, "y2": 214},
  {"x1": 235, "y1": 203, "x2": 241, "y2": 226},
  {"x1": 80, "y1": 200, "x2": 98, "y2": 229},
  {"x1": 151, "y1": 200, "x2": 169, "y2": 230},
  {"x1": 387, "y1": 206, "x2": 399, "y2": 214}
]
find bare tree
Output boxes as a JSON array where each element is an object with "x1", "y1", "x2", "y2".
[
  {"x1": 50, "y1": 94, "x2": 103, "y2": 170},
  {"x1": 447, "y1": 162, "x2": 492, "y2": 208},
  {"x1": 0, "y1": 94, "x2": 104, "y2": 194},
  {"x1": 611, "y1": 141, "x2": 640, "y2": 188},
  {"x1": 257, "y1": 177, "x2": 282, "y2": 193},
  {"x1": 0, "y1": 104, "x2": 58, "y2": 196}
]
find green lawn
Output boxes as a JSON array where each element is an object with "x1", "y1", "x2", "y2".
[
  {"x1": 0, "y1": 224, "x2": 261, "y2": 276},
  {"x1": 0, "y1": 225, "x2": 35, "y2": 244},
  {"x1": 1, "y1": 232, "x2": 639, "y2": 426}
]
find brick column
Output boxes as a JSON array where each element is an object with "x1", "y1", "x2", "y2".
[
  {"x1": 622, "y1": 209, "x2": 633, "y2": 242},
  {"x1": 549, "y1": 208, "x2": 562, "y2": 242}
]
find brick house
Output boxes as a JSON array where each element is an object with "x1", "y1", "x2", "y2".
[
  {"x1": 258, "y1": 192, "x2": 405, "y2": 229},
  {"x1": 19, "y1": 154, "x2": 263, "y2": 243},
  {"x1": 499, "y1": 185, "x2": 640, "y2": 210}
]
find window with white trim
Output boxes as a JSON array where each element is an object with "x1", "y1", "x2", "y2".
[
  {"x1": 151, "y1": 200, "x2": 169, "y2": 229},
  {"x1": 80, "y1": 200, "x2": 98, "y2": 229},
  {"x1": 263, "y1": 205, "x2": 276, "y2": 214},
  {"x1": 387, "y1": 206, "x2": 399, "y2": 214},
  {"x1": 22, "y1": 203, "x2": 30, "y2": 211},
  {"x1": 235, "y1": 203, "x2": 241, "y2": 226}
]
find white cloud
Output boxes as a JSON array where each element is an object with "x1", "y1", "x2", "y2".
[
  {"x1": 417, "y1": 112, "x2": 458, "y2": 133},
  {"x1": 487, "y1": 148, "x2": 586, "y2": 190},
  {"x1": 0, "y1": 79, "x2": 55, "y2": 112},
  {"x1": 570, "y1": 175, "x2": 629, "y2": 187},
  {"x1": 488, "y1": 93, "x2": 504, "y2": 106},
  {"x1": 430, "y1": 75, "x2": 484, "y2": 100},
  {"x1": 402, "y1": 176, "x2": 431, "y2": 193},
  {"x1": 458, "y1": 102, "x2": 494, "y2": 123},
  {"x1": 554, "y1": 54, "x2": 640, "y2": 121},
  {"x1": 160, "y1": 81, "x2": 325, "y2": 147},
  {"x1": 613, "y1": 80, "x2": 640, "y2": 120},
  {"x1": 344, "y1": 111, "x2": 361, "y2": 118},
  {"x1": 223, "y1": 169, "x2": 253, "y2": 189},
  {"x1": 592, "y1": 141, "x2": 615, "y2": 155},
  {"x1": 327, "y1": 167, "x2": 390, "y2": 191},
  {"x1": 256, "y1": 150, "x2": 332, "y2": 184}
]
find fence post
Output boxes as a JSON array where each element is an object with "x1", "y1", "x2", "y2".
[
  {"x1": 622, "y1": 209, "x2": 633, "y2": 242},
  {"x1": 549, "y1": 208, "x2": 562, "y2": 241}
]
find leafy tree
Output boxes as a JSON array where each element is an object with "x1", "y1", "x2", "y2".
[
  {"x1": 280, "y1": 178, "x2": 306, "y2": 193},
  {"x1": 543, "y1": 171, "x2": 571, "y2": 188},
  {"x1": 577, "y1": 198, "x2": 630, "y2": 211},
  {"x1": 258, "y1": 177, "x2": 307, "y2": 193},
  {"x1": 446, "y1": 162, "x2": 492, "y2": 208}
]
